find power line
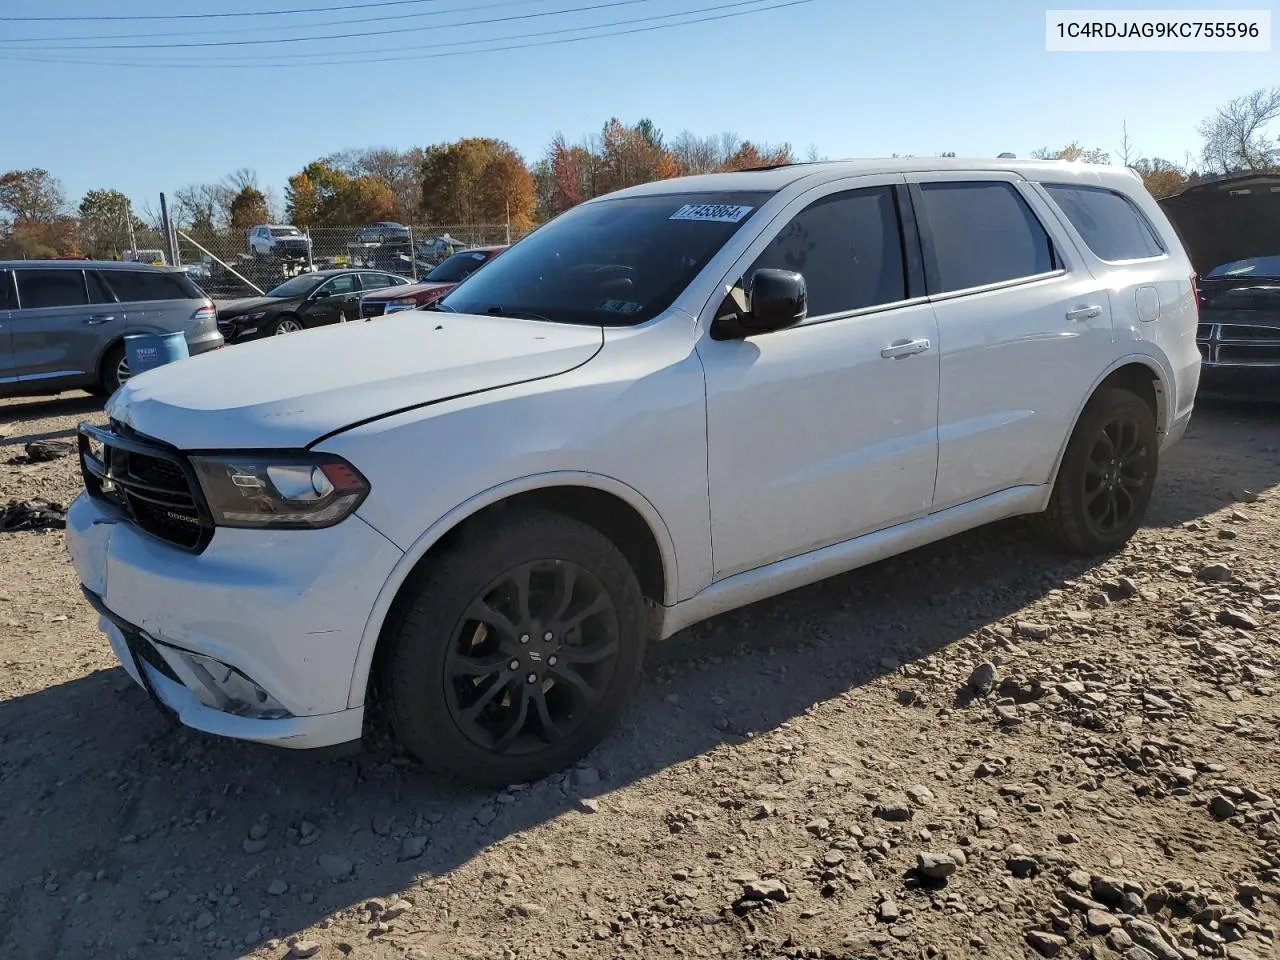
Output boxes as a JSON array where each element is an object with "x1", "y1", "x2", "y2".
[
  {"x1": 0, "y1": 0, "x2": 535, "y2": 44},
  {"x1": 0, "y1": 0, "x2": 661, "y2": 51},
  {"x1": 0, "y1": 0, "x2": 815, "y2": 69},
  {"x1": 0, "y1": 0, "x2": 453, "y2": 22},
  {"x1": 6, "y1": 0, "x2": 778, "y2": 65}
]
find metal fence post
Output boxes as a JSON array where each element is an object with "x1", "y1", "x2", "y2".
[
  {"x1": 159, "y1": 193, "x2": 176, "y2": 266},
  {"x1": 305, "y1": 226, "x2": 314, "y2": 272},
  {"x1": 408, "y1": 225, "x2": 418, "y2": 279}
]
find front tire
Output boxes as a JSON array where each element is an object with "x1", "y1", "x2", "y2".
[
  {"x1": 381, "y1": 510, "x2": 648, "y2": 787},
  {"x1": 91, "y1": 343, "x2": 129, "y2": 396},
  {"x1": 1033, "y1": 387, "x2": 1158, "y2": 555},
  {"x1": 268, "y1": 315, "x2": 304, "y2": 336}
]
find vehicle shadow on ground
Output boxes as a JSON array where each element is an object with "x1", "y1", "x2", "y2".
[
  {"x1": 1, "y1": 404, "x2": 1277, "y2": 958},
  {"x1": 0, "y1": 393, "x2": 103, "y2": 434},
  {"x1": 0, "y1": 520, "x2": 1107, "y2": 959}
]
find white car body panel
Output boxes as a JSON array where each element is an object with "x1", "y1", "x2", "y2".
[{"x1": 64, "y1": 158, "x2": 1201, "y2": 751}]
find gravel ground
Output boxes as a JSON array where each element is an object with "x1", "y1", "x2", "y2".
[{"x1": 1, "y1": 391, "x2": 1278, "y2": 960}]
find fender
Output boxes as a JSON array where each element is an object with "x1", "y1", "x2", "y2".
[
  {"x1": 1042, "y1": 350, "x2": 1174, "y2": 507},
  {"x1": 345, "y1": 470, "x2": 681, "y2": 709}
]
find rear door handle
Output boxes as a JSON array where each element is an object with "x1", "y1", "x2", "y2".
[
  {"x1": 880, "y1": 338, "x2": 932, "y2": 360},
  {"x1": 85, "y1": 314, "x2": 116, "y2": 325},
  {"x1": 1065, "y1": 305, "x2": 1103, "y2": 322}
]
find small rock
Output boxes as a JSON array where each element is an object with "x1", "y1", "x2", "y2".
[
  {"x1": 742, "y1": 879, "x2": 788, "y2": 903},
  {"x1": 474, "y1": 806, "x2": 497, "y2": 826},
  {"x1": 1016, "y1": 621, "x2": 1051, "y2": 640},
  {"x1": 371, "y1": 814, "x2": 393, "y2": 837},
  {"x1": 572, "y1": 766, "x2": 601, "y2": 788},
  {"x1": 805, "y1": 818, "x2": 830, "y2": 837},
  {"x1": 1026, "y1": 930, "x2": 1067, "y2": 957},
  {"x1": 967, "y1": 661, "x2": 998, "y2": 694},
  {"x1": 976, "y1": 807, "x2": 999, "y2": 830},
  {"x1": 290, "y1": 941, "x2": 321, "y2": 959},
  {"x1": 515, "y1": 902, "x2": 547, "y2": 917},
  {"x1": 267, "y1": 880, "x2": 288, "y2": 896},
  {"x1": 398, "y1": 835, "x2": 429, "y2": 861},
  {"x1": 383, "y1": 899, "x2": 412, "y2": 921},
  {"x1": 1125, "y1": 919, "x2": 1181, "y2": 960},
  {"x1": 148, "y1": 889, "x2": 171, "y2": 903},
  {"x1": 1198, "y1": 563, "x2": 1234, "y2": 583},
  {"x1": 23, "y1": 439, "x2": 75, "y2": 462},
  {"x1": 1007, "y1": 853, "x2": 1038, "y2": 878},
  {"x1": 242, "y1": 839, "x2": 267, "y2": 855},
  {"x1": 1092, "y1": 875, "x2": 1126, "y2": 907},
  {"x1": 317, "y1": 855, "x2": 353, "y2": 880},
  {"x1": 878, "y1": 900, "x2": 902, "y2": 923},
  {"x1": 1210, "y1": 795, "x2": 1238, "y2": 819},
  {"x1": 194, "y1": 912, "x2": 214, "y2": 930},
  {"x1": 1087, "y1": 908, "x2": 1119, "y2": 932},
  {"x1": 1218, "y1": 609, "x2": 1259, "y2": 631},
  {"x1": 578, "y1": 798, "x2": 599, "y2": 814},
  {"x1": 916, "y1": 852, "x2": 957, "y2": 881},
  {"x1": 248, "y1": 822, "x2": 268, "y2": 841},
  {"x1": 905, "y1": 784, "x2": 934, "y2": 806},
  {"x1": 874, "y1": 803, "x2": 913, "y2": 822}
]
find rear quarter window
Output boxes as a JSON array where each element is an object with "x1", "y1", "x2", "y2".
[
  {"x1": 915, "y1": 181, "x2": 1058, "y2": 293},
  {"x1": 16, "y1": 269, "x2": 89, "y2": 308},
  {"x1": 1042, "y1": 184, "x2": 1165, "y2": 262},
  {"x1": 0, "y1": 270, "x2": 15, "y2": 311},
  {"x1": 103, "y1": 270, "x2": 200, "y2": 303}
]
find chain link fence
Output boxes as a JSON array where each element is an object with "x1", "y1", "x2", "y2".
[{"x1": 164, "y1": 224, "x2": 520, "y2": 301}]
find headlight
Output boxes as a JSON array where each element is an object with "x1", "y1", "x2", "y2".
[
  {"x1": 189, "y1": 453, "x2": 369, "y2": 529},
  {"x1": 383, "y1": 298, "x2": 420, "y2": 313},
  {"x1": 229, "y1": 311, "x2": 267, "y2": 323}
]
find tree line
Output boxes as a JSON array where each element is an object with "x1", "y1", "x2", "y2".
[{"x1": 3, "y1": 88, "x2": 1278, "y2": 260}]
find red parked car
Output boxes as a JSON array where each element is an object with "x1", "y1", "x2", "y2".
[{"x1": 359, "y1": 245, "x2": 507, "y2": 319}]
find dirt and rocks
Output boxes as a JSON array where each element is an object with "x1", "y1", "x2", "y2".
[{"x1": 1, "y1": 391, "x2": 1278, "y2": 960}]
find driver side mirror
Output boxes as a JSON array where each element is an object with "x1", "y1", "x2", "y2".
[
  {"x1": 312, "y1": 289, "x2": 331, "y2": 300},
  {"x1": 711, "y1": 268, "x2": 807, "y2": 341}
]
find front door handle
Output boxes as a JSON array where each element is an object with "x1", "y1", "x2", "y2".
[
  {"x1": 85, "y1": 314, "x2": 117, "y2": 325},
  {"x1": 1065, "y1": 305, "x2": 1103, "y2": 322},
  {"x1": 881, "y1": 338, "x2": 932, "y2": 360}
]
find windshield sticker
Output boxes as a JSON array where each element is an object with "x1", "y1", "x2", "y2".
[
  {"x1": 598, "y1": 299, "x2": 644, "y2": 314},
  {"x1": 669, "y1": 203, "x2": 754, "y2": 224},
  {"x1": 469, "y1": 252, "x2": 485, "y2": 260}
]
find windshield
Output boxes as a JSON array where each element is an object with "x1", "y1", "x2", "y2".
[
  {"x1": 425, "y1": 251, "x2": 491, "y2": 283},
  {"x1": 439, "y1": 191, "x2": 771, "y2": 326},
  {"x1": 1206, "y1": 253, "x2": 1280, "y2": 279},
  {"x1": 267, "y1": 274, "x2": 324, "y2": 298},
  {"x1": 270, "y1": 227, "x2": 301, "y2": 237}
]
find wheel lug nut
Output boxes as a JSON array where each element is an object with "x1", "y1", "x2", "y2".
[
  {"x1": 526, "y1": 673, "x2": 537, "y2": 684},
  {"x1": 543, "y1": 631, "x2": 554, "y2": 642},
  {"x1": 548, "y1": 655, "x2": 558, "y2": 666},
  {"x1": 519, "y1": 634, "x2": 530, "y2": 644},
  {"x1": 509, "y1": 659, "x2": 520, "y2": 671}
]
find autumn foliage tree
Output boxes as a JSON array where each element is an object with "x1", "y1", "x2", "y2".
[
  {"x1": 0, "y1": 168, "x2": 77, "y2": 258},
  {"x1": 285, "y1": 161, "x2": 403, "y2": 227},
  {"x1": 419, "y1": 138, "x2": 535, "y2": 229},
  {"x1": 227, "y1": 186, "x2": 270, "y2": 230}
]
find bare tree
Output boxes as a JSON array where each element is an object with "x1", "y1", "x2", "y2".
[
  {"x1": 1031, "y1": 142, "x2": 1111, "y2": 164},
  {"x1": 172, "y1": 183, "x2": 223, "y2": 231},
  {"x1": 1198, "y1": 86, "x2": 1280, "y2": 173},
  {"x1": 1118, "y1": 121, "x2": 1136, "y2": 166}
]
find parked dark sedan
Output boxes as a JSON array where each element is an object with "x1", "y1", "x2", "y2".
[
  {"x1": 359, "y1": 246, "x2": 507, "y2": 319},
  {"x1": 1160, "y1": 173, "x2": 1280, "y2": 402},
  {"x1": 216, "y1": 269, "x2": 411, "y2": 343}
]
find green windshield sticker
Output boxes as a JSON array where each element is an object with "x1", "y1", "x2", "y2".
[{"x1": 598, "y1": 299, "x2": 644, "y2": 314}]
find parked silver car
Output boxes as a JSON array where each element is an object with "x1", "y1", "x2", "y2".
[{"x1": 0, "y1": 260, "x2": 224, "y2": 398}]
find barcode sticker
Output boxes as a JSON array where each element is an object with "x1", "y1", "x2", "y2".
[{"x1": 670, "y1": 203, "x2": 754, "y2": 223}]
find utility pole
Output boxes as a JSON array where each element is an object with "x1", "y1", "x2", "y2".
[{"x1": 159, "y1": 192, "x2": 176, "y2": 266}]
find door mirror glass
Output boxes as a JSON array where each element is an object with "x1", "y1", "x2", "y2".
[{"x1": 713, "y1": 268, "x2": 807, "y2": 340}]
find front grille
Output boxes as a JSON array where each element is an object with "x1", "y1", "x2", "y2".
[
  {"x1": 361, "y1": 301, "x2": 386, "y2": 319},
  {"x1": 1197, "y1": 322, "x2": 1280, "y2": 367},
  {"x1": 80, "y1": 421, "x2": 213, "y2": 552}
]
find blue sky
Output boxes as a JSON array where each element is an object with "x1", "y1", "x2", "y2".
[{"x1": 0, "y1": 0, "x2": 1275, "y2": 211}]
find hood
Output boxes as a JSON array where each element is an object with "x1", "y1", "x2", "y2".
[
  {"x1": 108, "y1": 314, "x2": 604, "y2": 449},
  {"x1": 216, "y1": 296, "x2": 285, "y2": 317},
  {"x1": 365, "y1": 281, "x2": 452, "y2": 302},
  {"x1": 1158, "y1": 174, "x2": 1280, "y2": 276}
]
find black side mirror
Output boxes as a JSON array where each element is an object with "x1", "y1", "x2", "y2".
[
  {"x1": 712, "y1": 268, "x2": 807, "y2": 341},
  {"x1": 313, "y1": 289, "x2": 331, "y2": 300}
]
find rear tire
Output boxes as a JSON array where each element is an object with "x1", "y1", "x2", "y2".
[
  {"x1": 380, "y1": 510, "x2": 648, "y2": 787},
  {"x1": 92, "y1": 343, "x2": 129, "y2": 396},
  {"x1": 267, "y1": 315, "x2": 304, "y2": 336},
  {"x1": 1033, "y1": 387, "x2": 1158, "y2": 555}
]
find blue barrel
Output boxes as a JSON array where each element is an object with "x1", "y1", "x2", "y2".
[{"x1": 124, "y1": 332, "x2": 189, "y2": 376}]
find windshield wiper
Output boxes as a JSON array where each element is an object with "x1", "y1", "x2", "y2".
[
  {"x1": 430, "y1": 301, "x2": 459, "y2": 313},
  {"x1": 485, "y1": 304, "x2": 553, "y2": 323}
]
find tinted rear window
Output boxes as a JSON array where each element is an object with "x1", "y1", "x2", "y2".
[
  {"x1": 0, "y1": 271, "x2": 15, "y2": 311},
  {"x1": 916, "y1": 181, "x2": 1056, "y2": 293},
  {"x1": 104, "y1": 269, "x2": 199, "y2": 303},
  {"x1": 1043, "y1": 184, "x2": 1165, "y2": 261},
  {"x1": 16, "y1": 269, "x2": 88, "y2": 308}
]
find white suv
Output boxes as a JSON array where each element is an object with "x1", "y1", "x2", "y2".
[{"x1": 66, "y1": 159, "x2": 1200, "y2": 786}]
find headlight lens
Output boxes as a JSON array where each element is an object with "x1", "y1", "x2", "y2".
[
  {"x1": 189, "y1": 453, "x2": 369, "y2": 528},
  {"x1": 383, "y1": 298, "x2": 419, "y2": 313},
  {"x1": 229, "y1": 311, "x2": 267, "y2": 323}
]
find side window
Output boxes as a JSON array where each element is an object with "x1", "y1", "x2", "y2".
[
  {"x1": 322, "y1": 274, "x2": 357, "y2": 295},
  {"x1": 748, "y1": 186, "x2": 907, "y2": 317},
  {"x1": 87, "y1": 272, "x2": 117, "y2": 304},
  {"x1": 915, "y1": 181, "x2": 1056, "y2": 293},
  {"x1": 0, "y1": 270, "x2": 15, "y2": 311},
  {"x1": 103, "y1": 270, "x2": 191, "y2": 302},
  {"x1": 15, "y1": 269, "x2": 89, "y2": 309},
  {"x1": 359, "y1": 272, "x2": 394, "y2": 291},
  {"x1": 1042, "y1": 184, "x2": 1165, "y2": 261}
]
